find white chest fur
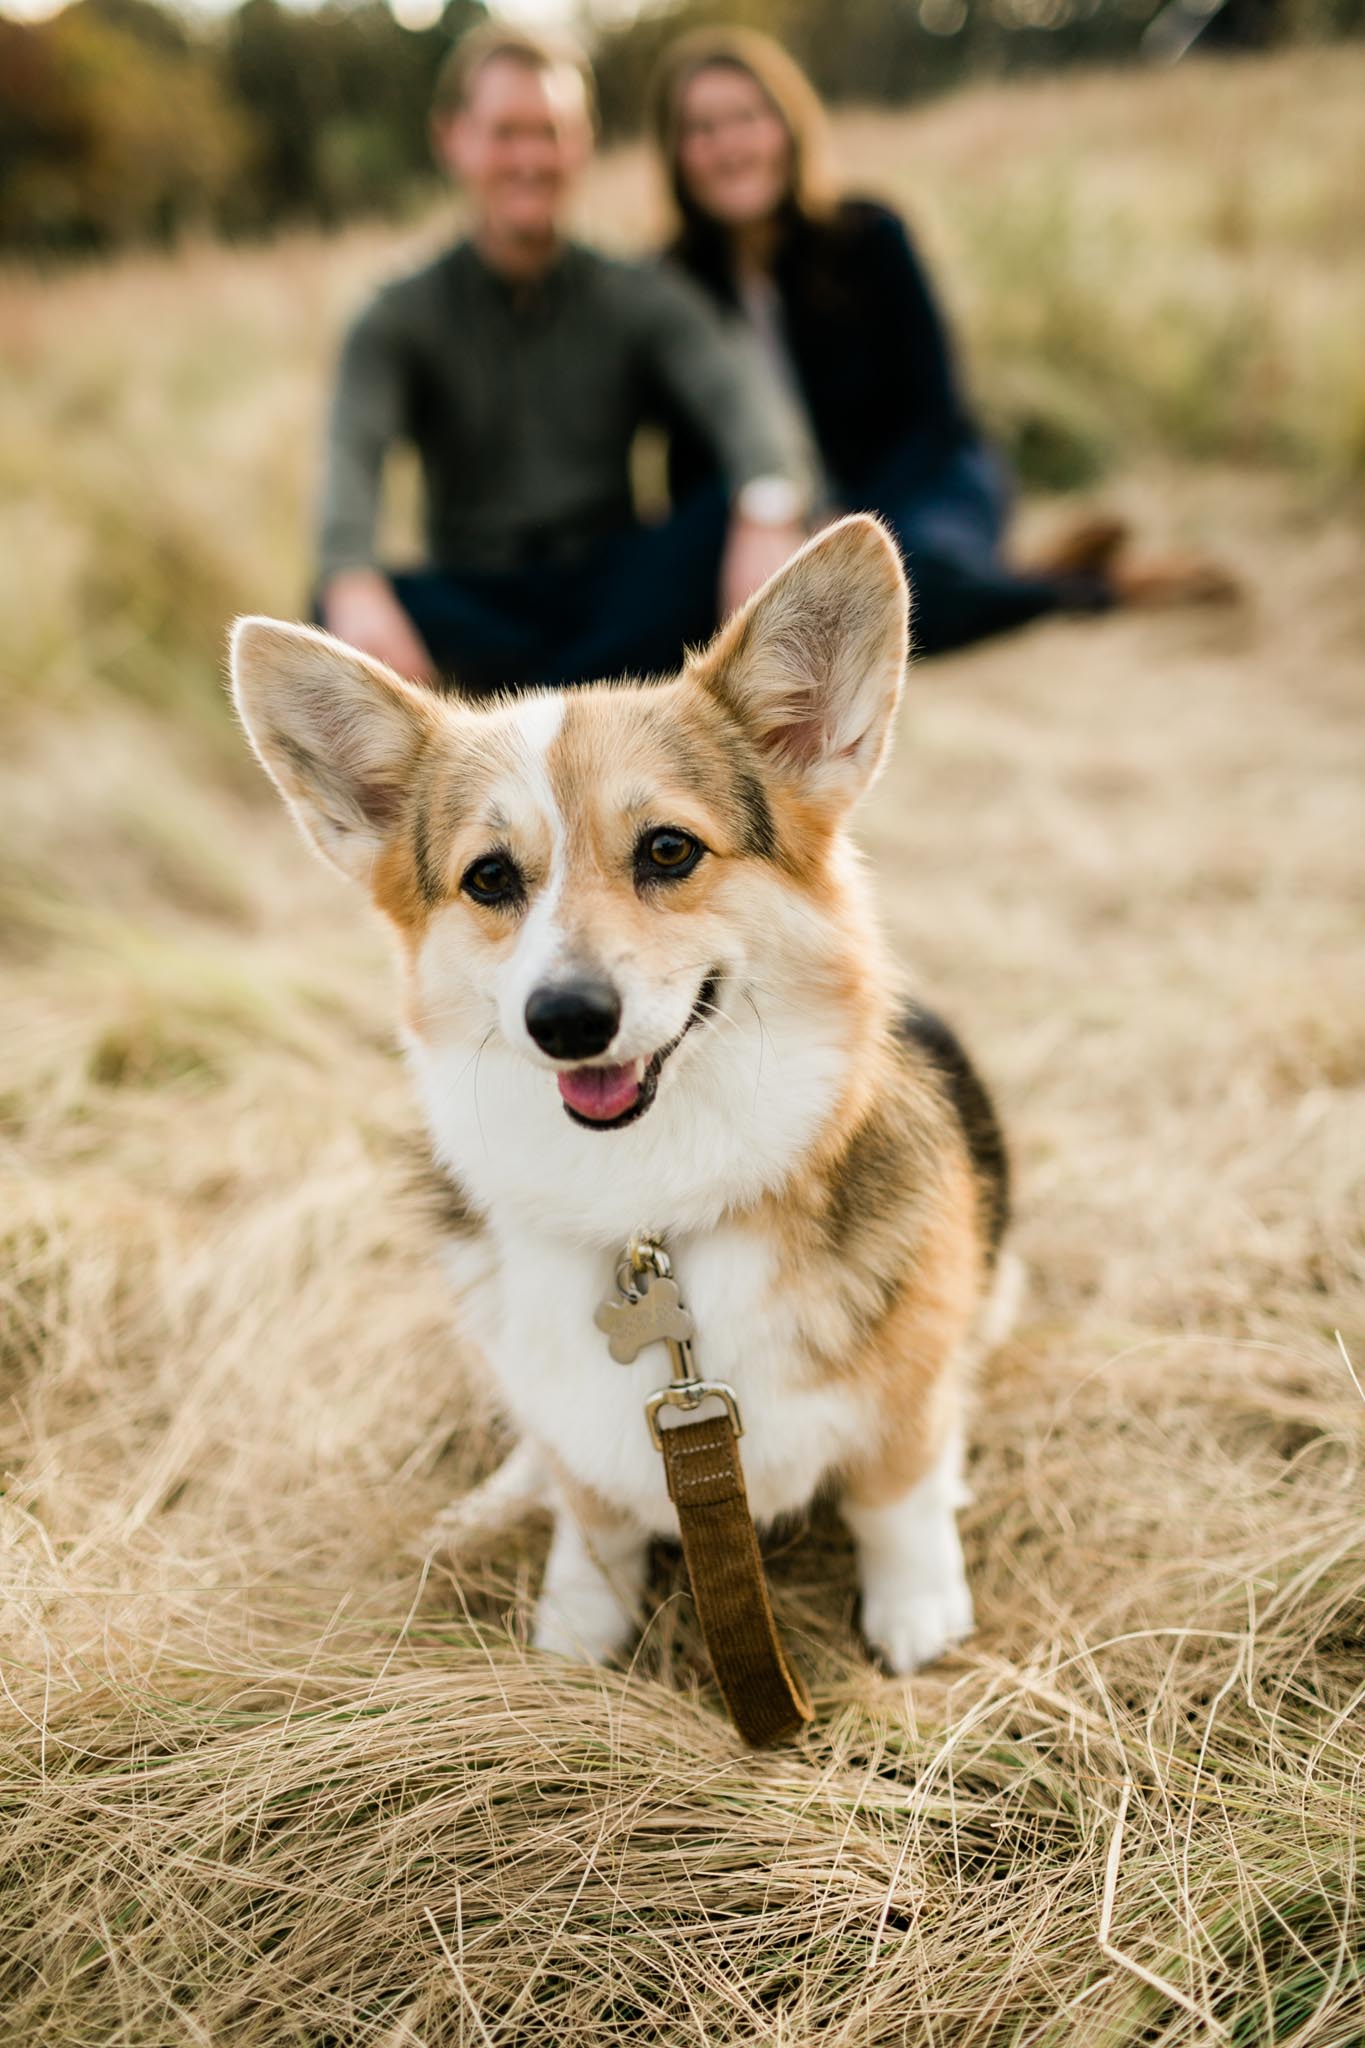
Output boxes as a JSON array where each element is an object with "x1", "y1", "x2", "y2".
[
  {"x1": 446, "y1": 1219, "x2": 869, "y2": 1535},
  {"x1": 408, "y1": 995, "x2": 871, "y2": 1535}
]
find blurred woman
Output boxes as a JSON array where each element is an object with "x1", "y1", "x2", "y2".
[{"x1": 651, "y1": 30, "x2": 1228, "y2": 656}]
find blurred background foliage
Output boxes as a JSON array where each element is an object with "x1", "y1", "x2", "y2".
[{"x1": 1, "y1": 0, "x2": 1362, "y2": 250}]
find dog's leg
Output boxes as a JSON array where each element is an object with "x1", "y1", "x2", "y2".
[
  {"x1": 418, "y1": 1439, "x2": 548, "y2": 1562},
  {"x1": 532, "y1": 1485, "x2": 647, "y2": 1665},
  {"x1": 842, "y1": 1429, "x2": 973, "y2": 1674}
]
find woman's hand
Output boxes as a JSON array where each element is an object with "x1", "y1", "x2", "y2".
[
  {"x1": 321, "y1": 569, "x2": 437, "y2": 686},
  {"x1": 720, "y1": 514, "x2": 807, "y2": 618}
]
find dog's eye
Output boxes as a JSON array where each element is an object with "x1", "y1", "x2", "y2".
[
  {"x1": 637, "y1": 828, "x2": 703, "y2": 884},
  {"x1": 461, "y1": 853, "x2": 523, "y2": 907}
]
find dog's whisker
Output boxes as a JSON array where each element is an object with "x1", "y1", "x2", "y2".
[
  {"x1": 471, "y1": 1032, "x2": 493, "y2": 1159},
  {"x1": 695, "y1": 1012, "x2": 745, "y2": 1048},
  {"x1": 656, "y1": 958, "x2": 725, "y2": 986},
  {"x1": 742, "y1": 990, "x2": 770, "y2": 1108},
  {"x1": 443, "y1": 1027, "x2": 497, "y2": 1095}
]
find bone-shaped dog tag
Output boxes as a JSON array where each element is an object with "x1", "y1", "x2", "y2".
[{"x1": 594, "y1": 1271, "x2": 695, "y2": 1365}]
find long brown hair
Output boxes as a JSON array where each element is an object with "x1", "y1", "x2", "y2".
[{"x1": 649, "y1": 28, "x2": 835, "y2": 245}]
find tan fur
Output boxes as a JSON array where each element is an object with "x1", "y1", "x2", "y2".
[{"x1": 755, "y1": 1027, "x2": 989, "y2": 1494}]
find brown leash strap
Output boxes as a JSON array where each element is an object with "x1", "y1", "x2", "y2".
[{"x1": 658, "y1": 1412, "x2": 813, "y2": 1747}]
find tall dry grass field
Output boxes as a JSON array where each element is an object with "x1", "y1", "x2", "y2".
[{"x1": 2, "y1": 49, "x2": 1363, "y2": 2047}]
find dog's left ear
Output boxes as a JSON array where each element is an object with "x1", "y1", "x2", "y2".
[{"x1": 691, "y1": 514, "x2": 910, "y2": 814}]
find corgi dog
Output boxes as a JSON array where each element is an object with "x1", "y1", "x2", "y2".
[{"x1": 229, "y1": 515, "x2": 1013, "y2": 1676}]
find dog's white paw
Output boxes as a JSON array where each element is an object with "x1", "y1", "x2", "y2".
[
  {"x1": 861, "y1": 1573, "x2": 974, "y2": 1674},
  {"x1": 531, "y1": 1578, "x2": 635, "y2": 1665},
  {"x1": 532, "y1": 1511, "x2": 645, "y2": 1665},
  {"x1": 846, "y1": 1435, "x2": 976, "y2": 1675}
]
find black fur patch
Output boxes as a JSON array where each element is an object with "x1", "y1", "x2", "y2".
[
  {"x1": 655, "y1": 709, "x2": 778, "y2": 864},
  {"x1": 733, "y1": 766, "x2": 777, "y2": 862},
  {"x1": 410, "y1": 802, "x2": 445, "y2": 906},
  {"x1": 408, "y1": 748, "x2": 457, "y2": 906},
  {"x1": 823, "y1": 1106, "x2": 907, "y2": 1256},
  {"x1": 895, "y1": 1003, "x2": 1010, "y2": 1256}
]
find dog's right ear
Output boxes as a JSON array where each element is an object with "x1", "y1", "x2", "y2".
[
  {"x1": 690, "y1": 515, "x2": 910, "y2": 818},
  {"x1": 229, "y1": 619, "x2": 441, "y2": 882}
]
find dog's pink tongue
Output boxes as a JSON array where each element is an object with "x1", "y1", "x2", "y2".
[{"x1": 558, "y1": 1062, "x2": 640, "y2": 1122}]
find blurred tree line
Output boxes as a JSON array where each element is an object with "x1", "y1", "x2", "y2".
[
  {"x1": 1, "y1": 0, "x2": 1360, "y2": 249},
  {"x1": 0, "y1": 0, "x2": 483, "y2": 245}
]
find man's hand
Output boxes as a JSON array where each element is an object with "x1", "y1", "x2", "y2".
[
  {"x1": 321, "y1": 569, "x2": 436, "y2": 686},
  {"x1": 719, "y1": 516, "x2": 807, "y2": 620}
]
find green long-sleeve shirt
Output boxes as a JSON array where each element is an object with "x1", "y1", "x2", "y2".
[{"x1": 318, "y1": 237, "x2": 810, "y2": 582}]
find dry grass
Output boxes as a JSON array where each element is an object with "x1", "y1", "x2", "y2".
[
  {"x1": 2, "y1": 51, "x2": 1363, "y2": 2048},
  {"x1": 585, "y1": 49, "x2": 1365, "y2": 492}
]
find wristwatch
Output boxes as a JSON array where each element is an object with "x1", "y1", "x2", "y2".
[{"x1": 736, "y1": 476, "x2": 807, "y2": 527}]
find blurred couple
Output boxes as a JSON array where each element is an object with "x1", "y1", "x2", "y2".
[{"x1": 320, "y1": 22, "x2": 1226, "y2": 695}]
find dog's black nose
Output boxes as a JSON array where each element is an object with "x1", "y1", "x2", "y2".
[{"x1": 525, "y1": 981, "x2": 621, "y2": 1061}]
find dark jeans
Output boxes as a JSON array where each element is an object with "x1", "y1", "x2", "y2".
[
  {"x1": 845, "y1": 436, "x2": 1110, "y2": 658},
  {"x1": 383, "y1": 484, "x2": 730, "y2": 696}
]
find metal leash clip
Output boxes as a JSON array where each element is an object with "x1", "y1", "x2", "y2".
[{"x1": 595, "y1": 1235, "x2": 744, "y2": 1451}]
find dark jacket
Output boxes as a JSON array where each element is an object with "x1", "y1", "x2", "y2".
[
  {"x1": 318, "y1": 239, "x2": 810, "y2": 581},
  {"x1": 665, "y1": 197, "x2": 977, "y2": 505}
]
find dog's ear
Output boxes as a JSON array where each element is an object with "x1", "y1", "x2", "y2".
[
  {"x1": 229, "y1": 618, "x2": 441, "y2": 881},
  {"x1": 691, "y1": 515, "x2": 910, "y2": 814}
]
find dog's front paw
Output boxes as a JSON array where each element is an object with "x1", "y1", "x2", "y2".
[
  {"x1": 861, "y1": 1574, "x2": 974, "y2": 1674},
  {"x1": 533, "y1": 1511, "x2": 647, "y2": 1665},
  {"x1": 531, "y1": 1580, "x2": 635, "y2": 1665}
]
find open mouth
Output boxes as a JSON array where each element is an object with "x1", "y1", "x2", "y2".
[{"x1": 557, "y1": 973, "x2": 720, "y2": 1132}]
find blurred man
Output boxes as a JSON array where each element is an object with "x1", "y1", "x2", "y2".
[{"x1": 318, "y1": 23, "x2": 810, "y2": 693}]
